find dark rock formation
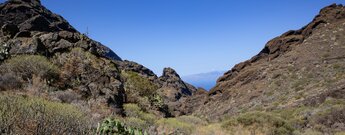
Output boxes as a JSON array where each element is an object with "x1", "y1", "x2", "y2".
[
  {"x1": 156, "y1": 67, "x2": 197, "y2": 116},
  {"x1": 0, "y1": 0, "x2": 198, "y2": 120},
  {"x1": 118, "y1": 60, "x2": 158, "y2": 82},
  {"x1": 158, "y1": 67, "x2": 196, "y2": 101},
  {"x1": 0, "y1": 0, "x2": 124, "y2": 120},
  {"x1": 0, "y1": 0, "x2": 122, "y2": 61}
]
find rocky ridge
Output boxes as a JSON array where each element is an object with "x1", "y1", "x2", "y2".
[
  {"x1": 0, "y1": 0, "x2": 122, "y2": 61},
  {"x1": 0, "y1": 0, "x2": 196, "y2": 121},
  {"x1": 196, "y1": 4, "x2": 345, "y2": 126}
]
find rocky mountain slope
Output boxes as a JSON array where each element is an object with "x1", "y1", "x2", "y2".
[
  {"x1": 1, "y1": 0, "x2": 345, "y2": 134},
  {"x1": 193, "y1": 3, "x2": 345, "y2": 133},
  {"x1": 0, "y1": 0, "x2": 196, "y2": 123}
]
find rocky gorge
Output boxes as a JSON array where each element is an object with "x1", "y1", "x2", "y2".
[{"x1": 0, "y1": 0, "x2": 345, "y2": 135}]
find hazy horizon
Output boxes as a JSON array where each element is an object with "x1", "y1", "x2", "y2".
[
  {"x1": 2, "y1": 0, "x2": 344, "y2": 76},
  {"x1": 182, "y1": 71, "x2": 225, "y2": 90}
]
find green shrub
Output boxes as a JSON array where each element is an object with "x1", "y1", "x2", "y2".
[
  {"x1": 96, "y1": 118, "x2": 148, "y2": 135},
  {"x1": 124, "y1": 103, "x2": 142, "y2": 118},
  {"x1": 222, "y1": 111, "x2": 294, "y2": 135},
  {"x1": 123, "y1": 103, "x2": 156, "y2": 130},
  {"x1": 300, "y1": 129, "x2": 323, "y2": 135},
  {"x1": 124, "y1": 117, "x2": 147, "y2": 131},
  {"x1": 150, "y1": 94, "x2": 164, "y2": 108},
  {"x1": 121, "y1": 71, "x2": 158, "y2": 100},
  {"x1": 139, "y1": 112, "x2": 156, "y2": 125},
  {"x1": 0, "y1": 93, "x2": 91, "y2": 134},
  {"x1": 156, "y1": 118, "x2": 194, "y2": 135},
  {"x1": 0, "y1": 73, "x2": 22, "y2": 90},
  {"x1": 176, "y1": 115, "x2": 207, "y2": 126},
  {"x1": 315, "y1": 106, "x2": 345, "y2": 129},
  {"x1": 55, "y1": 47, "x2": 119, "y2": 89},
  {"x1": 121, "y1": 71, "x2": 163, "y2": 113},
  {"x1": 56, "y1": 48, "x2": 95, "y2": 88},
  {"x1": 0, "y1": 55, "x2": 59, "y2": 83}
]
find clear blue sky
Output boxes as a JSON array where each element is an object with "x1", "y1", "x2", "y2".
[{"x1": 4, "y1": 0, "x2": 345, "y2": 76}]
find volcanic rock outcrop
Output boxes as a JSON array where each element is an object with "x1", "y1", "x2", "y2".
[
  {"x1": 0, "y1": 0, "x2": 196, "y2": 120},
  {"x1": 0, "y1": 0, "x2": 122, "y2": 61}
]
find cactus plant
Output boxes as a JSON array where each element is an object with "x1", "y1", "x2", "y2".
[{"x1": 96, "y1": 118, "x2": 148, "y2": 135}]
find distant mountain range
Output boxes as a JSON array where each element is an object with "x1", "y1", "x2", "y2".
[{"x1": 182, "y1": 71, "x2": 225, "y2": 90}]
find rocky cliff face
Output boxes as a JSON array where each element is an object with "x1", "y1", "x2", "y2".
[
  {"x1": 0, "y1": 0, "x2": 122, "y2": 61},
  {"x1": 197, "y1": 4, "x2": 345, "y2": 125},
  {"x1": 0, "y1": 0, "x2": 126, "y2": 122},
  {"x1": 0, "y1": 0, "x2": 196, "y2": 121},
  {"x1": 156, "y1": 68, "x2": 197, "y2": 116},
  {"x1": 158, "y1": 68, "x2": 196, "y2": 101}
]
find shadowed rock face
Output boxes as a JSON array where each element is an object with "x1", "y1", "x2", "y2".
[
  {"x1": 0, "y1": 0, "x2": 122, "y2": 61},
  {"x1": 197, "y1": 4, "x2": 345, "y2": 121}
]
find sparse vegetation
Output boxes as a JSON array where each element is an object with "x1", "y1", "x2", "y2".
[
  {"x1": 1, "y1": 1, "x2": 345, "y2": 135},
  {"x1": 156, "y1": 118, "x2": 194, "y2": 135},
  {"x1": 222, "y1": 111, "x2": 294, "y2": 135},
  {"x1": 0, "y1": 55, "x2": 59, "y2": 84},
  {"x1": 0, "y1": 93, "x2": 91, "y2": 134},
  {"x1": 123, "y1": 104, "x2": 156, "y2": 130}
]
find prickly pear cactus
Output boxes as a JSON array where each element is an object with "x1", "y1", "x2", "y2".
[{"x1": 96, "y1": 118, "x2": 148, "y2": 135}]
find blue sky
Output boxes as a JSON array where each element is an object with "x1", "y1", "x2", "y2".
[{"x1": 3, "y1": 0, "x2": 345, "y2": 76}]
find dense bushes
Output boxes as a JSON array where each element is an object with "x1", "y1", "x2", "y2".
[
  {"x1": 0, "y1": 73, "x2": 22, "y2": 90},
  {"x1": 0, "y1": 55, "x2": 59, "y2": 91},
  {"x1": 53, "y1": 47, "x2": 120, "y2": 95},
  {"x1": 154, "y1": 115, "x2": 210, "y2": 135},
  {"x1": 222, "y1": 111, "x2": 294, "y2": 135},
  {"x1": 55, "y1": 47, "x2": 96, "y2": 88},
  {"x1": 123, "y1": 104, "x2": 156, "y2": 130},
  {"x1": 314, "y1": 106, "x2": 345, "y2": 132},
  {"x1": 0, "y1": 93, "x2": 91, "y2": 134},
  {"x1": 121, "y1": 71, "x2": 168, "y2": 115},
  {"x1": 121, "y1": 71, "x2": 158, "y2": 101},
  {"x1": 156, "y1": 118, "x2": 194, "y2": 135},
  {"x1": 0, "y1": 55, "x2": 59, "y2": 82},
  {"x1": 122, "y1": 104, "x2": 220, "y2": 135}
]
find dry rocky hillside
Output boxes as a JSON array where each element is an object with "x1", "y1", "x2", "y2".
[
  {"x1": 0, "y1": 0, "x2": 345, "y2": 135},
  {"x1": 0, "y1": 0, "x2": 198, "y2": 134},
  {"x1": 193, "y1": 3, "x2": 345, "y2": 134}
]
